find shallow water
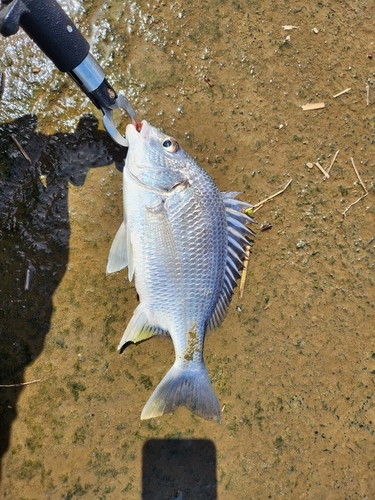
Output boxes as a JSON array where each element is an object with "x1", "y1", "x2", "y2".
[{"x1": 1, "y1": 0, "x2": 375, "y2": 498}]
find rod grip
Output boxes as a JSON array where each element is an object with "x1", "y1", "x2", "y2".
[{"x1": 0, "y1": 0, "x2": 90, "y2": 72}]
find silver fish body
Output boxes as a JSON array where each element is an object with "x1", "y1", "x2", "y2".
[{"x1": 107, "y1": 120, "x2": 255, "y2": 422}]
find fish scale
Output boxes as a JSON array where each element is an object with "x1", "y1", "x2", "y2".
[{"x1": 107, "y1": 120, "x2": 255, "y2": 421}]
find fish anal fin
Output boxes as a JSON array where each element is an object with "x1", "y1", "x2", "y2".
[{"x1": 118, "y1": 306, "x2": 168, "y2": 350}]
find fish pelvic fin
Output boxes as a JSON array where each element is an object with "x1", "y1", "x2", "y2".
[{"x1": 141, "y1": 361, "x2": 221, "y2": 423}]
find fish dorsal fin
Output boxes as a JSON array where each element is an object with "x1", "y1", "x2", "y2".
[
  {"x1": 107, "y1": 222, "x2": 128, "y2": 274},
  {"x1": 118, "y1": 305, "x2": 169, "y2": 351},
  {"x1": 207, "y1": 192, "x2": 256, "y2": 331}
]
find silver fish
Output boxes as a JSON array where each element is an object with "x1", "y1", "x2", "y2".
[{"x1": 107, "y1": 120, "x2": 255, "y2": 422}]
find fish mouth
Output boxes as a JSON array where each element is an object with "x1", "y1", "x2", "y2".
[
  {"x1": 126, "y1": 120, "x2": 150, "y2": 143},
  {"x1": 138, "y1": 120, "x2": 150, "y2": 139}
]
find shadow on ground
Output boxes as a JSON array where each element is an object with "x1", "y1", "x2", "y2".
[
  {"x1": 142, "y1": 439, "x2": 217, "y2": 500},
  {"x1": 0, "y1": 113, "x2": 126, "y2": 481}
]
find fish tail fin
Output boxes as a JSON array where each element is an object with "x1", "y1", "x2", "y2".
[{"x1": 141, "y1": 362, "x2": 221, "y2": 422}]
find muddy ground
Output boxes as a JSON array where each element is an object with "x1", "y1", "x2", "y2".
[{"x1": 1, "y1": 0, "x2": 374, "y2": 498}]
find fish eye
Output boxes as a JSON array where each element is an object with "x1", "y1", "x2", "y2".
[{"x1": 162, "y1": 138, "x2": 179, "y2": 153}]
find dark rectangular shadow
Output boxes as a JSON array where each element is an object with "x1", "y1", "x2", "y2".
[{"x1": 142, "y1": 438, "x2": 217, "y2": 500}]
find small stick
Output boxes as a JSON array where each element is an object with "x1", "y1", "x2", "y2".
[
  {"x1": 342, "y1": 193, "x2": 368, "y2": 218},
  {"x1": 366, "y1": 85, "x2": 370, "y2": 106},
  {"x1": 0, "y1": 72, "x2": 5, "y2": 101},
  {"x1": 11, "y1": 134, "x2": 32, "y2": 165},
  {"x1": 323, "y1": 150, "x2": 339, "y2": 180},
  {"x1": 24, "y1": 268, "x2": 32, "y2": 291},
  {"x1": 333, "y1": 88, "x2": 351, "y2": 98},
  {"x1": 239, "y1": 245, "x2": 251, "y2": 299},
  {"x1": 0, "y1": 379, "x2": 41, "y2": 388},
  {"x1": 315, "y1": 162, "x2": 329, "y2": 178},
  {"x1": 250, "y1": 178, "x2": 292, "y2": 213},
  {"x1": 350, "y1": 157, "x2": 367, "y2": 193}
]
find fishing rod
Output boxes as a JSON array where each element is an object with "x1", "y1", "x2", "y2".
[{"x1": 0, "y1": 0, "x2": 137, "y2": 146}]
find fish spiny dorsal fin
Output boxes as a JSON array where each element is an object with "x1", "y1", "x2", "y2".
[{"x1": 207, "y1": 192, "x2": 256, "y2": 331}]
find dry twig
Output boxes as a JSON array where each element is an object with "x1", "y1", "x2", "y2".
[
  {"x1": 350, "y1": 157, "x2": 367, "y2": 193},
  {"x1": 342, "y1": 193, "x2": 368, "y2": 218},
  {"x1": 315, "y1": 162, "x2": 329, "y2": 178},
  {"x1": 239, "y1": 245, "x2": 251, "y2": 299},
  {"x1": 324, "y1": 150, "x2": 339, "y2": 179},
  {"x1": 11, "y1": 134, "x2": 32, "y2": 165},
  {"x1": 24, "y1": 267, "x2": 32, "y2": 291},
  {"x1": 0, "y1": 72, "x2": 5, "y2": 101},
  {"x1": 241, "y1": 179, "x2": 292, "y2": 297},
  {"x1": 333, "y1": 88, "x2": 351, "y2": 98},
  {"x1": 0, "y1": 379, "x2": 41, "y2": 388},
  {"x1": 250, "y1": 179, "x2": 292, "y2": 213}
]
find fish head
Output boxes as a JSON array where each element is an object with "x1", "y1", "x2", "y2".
[{"x1": 125, "y1": 120, "x2": 189, "y2": 193}]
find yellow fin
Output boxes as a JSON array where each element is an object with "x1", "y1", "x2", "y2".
[{"x1": 117, "y1": 306, "x2": 168, "y2": 350}]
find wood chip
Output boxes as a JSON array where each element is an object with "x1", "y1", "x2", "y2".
[
  {"x1": 39, "y1": 174, "x2": 47, "y2": 187},
  {"x1": 301, "y1": 102, "x2": 325, "y2": 111},
  {"x1": 333, "y1": 88, "x2": 351, "y2": 98},
  {"x1": 366, "y1": 85, "x2": 370, "y2": 106},
  {"x1": 203, "y1": 75, "x2": 213, "y2": 87}
]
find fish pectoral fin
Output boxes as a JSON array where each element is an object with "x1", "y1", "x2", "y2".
[
  {"x1": 127, "y1": 223, "x2": 135, "y2": 282},
  {"x1": 117, "y1": 306, "x2": 168, "y2": 350},
  {"x1": 141, "y1": 361, "x2": 221, "y2": 423},
  {"x1": 106, "y1": 222, "x2": 128, "y2": 274}
]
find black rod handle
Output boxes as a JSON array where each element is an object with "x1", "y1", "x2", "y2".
[{"x1": 0, "y1": 0, "x2": 89, "y2": 72}]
